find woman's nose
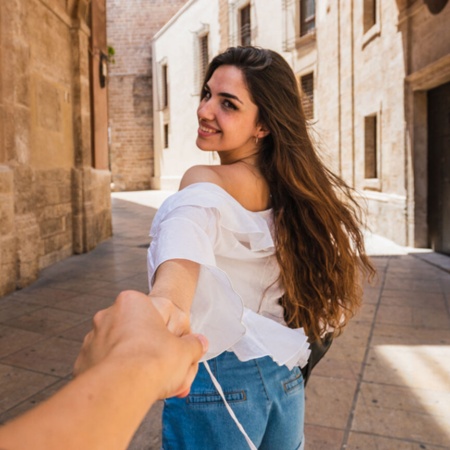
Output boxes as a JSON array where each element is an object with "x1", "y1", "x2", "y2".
[{"x1": 197, "y1": 99, "x2": 214, "y2": 120}]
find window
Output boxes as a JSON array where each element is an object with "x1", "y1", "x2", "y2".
[
  {"x1": 162, "y1": 64, "x2": 168, "y2": 109},
  {"x1": 363, "y1": 0, "x2": 377, "y2": 33},
  {"x1": 364, "y1": 115, "x2": 377, "y2": 179},
  {"x1": 163, "y1": 123, "x2": 169, "y2": 149},
  {"x1": 300, "y1": 0, "x2": 315, "y2": 37},
  {"x1": 300, "y1": 73, "x2": 314, "y2": 120},
  {"x1": 199, "y1": 34, "x2": 209, "y2": 84},
  {"x1": 240, "y1": 5, "x2": 251, "y2": 46}
]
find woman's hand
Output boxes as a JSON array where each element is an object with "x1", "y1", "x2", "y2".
[{"x1": 149, "y1": 295, "x2": 191, "y2": 337}]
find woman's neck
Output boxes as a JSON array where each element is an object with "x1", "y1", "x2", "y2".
[{"x1": 219, "y1": 152, "x2": 259, "y2": 167}]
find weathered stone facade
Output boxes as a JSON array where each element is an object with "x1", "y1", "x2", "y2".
[
  {"x1": 106, "y1": 0, "x2": 189, "y2": 191},
  {"x1": 0, "y1": 0, "x2": 112, "y2": 296},
  {"x1": 308, "y1": 0, "x2": 450, "y2": 248}
]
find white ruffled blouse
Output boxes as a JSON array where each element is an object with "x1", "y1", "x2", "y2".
[{"x1": 147, "y1": 182, "x2": 310, "y2": 370}]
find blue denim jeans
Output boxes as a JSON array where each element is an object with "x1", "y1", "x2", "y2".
[{"x1": 162, "y1": 351, "x2": 305, "y2": 449}]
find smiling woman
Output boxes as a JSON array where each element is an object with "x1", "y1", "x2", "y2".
[{"x1": 146, "y1": 46, "x2": 375, "y2": 450}]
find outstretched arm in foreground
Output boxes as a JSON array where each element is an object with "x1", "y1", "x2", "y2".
[{"x1": 0, "y1": 290, "x2": 207, "y2": 450}]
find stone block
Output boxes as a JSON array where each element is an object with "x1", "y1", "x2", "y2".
[
  {"x1": 0, "y1": 237, "x2": 17, "y2": 296},
  {"x1": 14, "y1": 213, "x2": 40, "y2": 288},
  {"x1": 39, "y1": 203, "x2": 72, "y2": 221},
  {"x1": 14, "y1": 46, "x2": 30, "y2": 107},
  {"x1": 13, "y1": 165, "x2": 36, "y2": 215},
  {"x1": 0, "y1": 194, "x2": 14, "y2": 235},
  {"x1": 35, "y1": 168, "x2": 71, "y2": 185},
  {"x1": 13, "y1": 107, "x2": 30, "y2": 165},
  {"x1": 39, "y1": 217, "x2": 65, "y2": 238},
  {"x1": 43, "y1": 231, "x2": 72, "y2": 255},
  {"x1": 0, "y1": 364, "x2": 58, "y2": 414},
  {"x1": 36, "y1": 79, "x2": 61, "y2": 132},
  {"x1": 35, "y1": 183, "x2": 60, "y2": 206},
  {"x1": 39, "y1": 244, "x2": 72, "y2": 270},
  {"x1": 0, "y1": 166, "x2": 14, "y2": 193}
]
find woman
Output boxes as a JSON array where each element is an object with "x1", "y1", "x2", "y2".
[{"x1": 147, "y1": 46, "x2": 374, "y2": 449}]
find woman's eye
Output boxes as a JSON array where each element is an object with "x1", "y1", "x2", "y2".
[
  {"x1": 223, "y1": 100, "x2": 237, "y2": 110},
  {"x1": 202, "y1": 90, "x2": 211, "y2": 100}
]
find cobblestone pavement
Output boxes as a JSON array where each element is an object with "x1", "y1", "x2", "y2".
[{"x1": 0, "y1": 192, "x2": 449, "y2": 450}]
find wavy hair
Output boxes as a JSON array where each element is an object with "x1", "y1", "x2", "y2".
[{"x1": 203, "y1": 47, "x2": 375, "y2": 342}]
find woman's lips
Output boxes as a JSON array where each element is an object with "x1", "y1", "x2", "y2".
[{"x1": 198, "y1": 124, "x2": 220, "y2": 137}]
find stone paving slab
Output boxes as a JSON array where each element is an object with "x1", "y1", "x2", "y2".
[{"x1": 0, "y1": 192, "x2": 449, "y2": 450}]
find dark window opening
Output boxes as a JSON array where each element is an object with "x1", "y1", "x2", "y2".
[
  {"x1": 364, "y1": 115, "x2": 377, "y2": 179},
  {"x1": 363, "y1": 0, "x2": 377, "y2": 33},
  {"x1": 300, "y1": 0, "x2": 316, "y2": 37},
  {"x1": 240, "y1": 5, "x2": 251, "y2": 46},
  {"x1": 164, "y1": 123, "x2": 169, "y2": 149},
  {"x1": 162, "y1": 64, "x2": 168, "y2": 108},
  {"x1": 200, "y1": 34, "x2": 209, "y2": 83},
  {"x1": 300, "y1": 73, "x2": 314, "y2": 120}
]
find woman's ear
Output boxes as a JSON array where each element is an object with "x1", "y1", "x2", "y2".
[{"x1": 256, "y1": 124, "x2": 270, "y2": 139}]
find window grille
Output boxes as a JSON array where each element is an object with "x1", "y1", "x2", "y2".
[
  {"x1": 240, "y1": 5, "x2": 251, "y2": 46},
  {"x1": 199, "y1": 34, "x2": 209, "y2": 84},
  {"x1": 300, "y1": 72, "x2": 314, "y2": 120},
  {"x1": 300, "y1": 0, "x2": 315, "y2": 37}
]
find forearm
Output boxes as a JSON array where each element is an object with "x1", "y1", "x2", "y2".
[
  {"x1": 0, "y1": 358, "x2": 157, "y2": 450},
  {"x1": 150, "y1": 259, "x2": 200, "y2": 332}
]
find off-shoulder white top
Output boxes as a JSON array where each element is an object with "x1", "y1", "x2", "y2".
[{"x1": 147, "y1": 182, "x2": 310, "y2": 370}]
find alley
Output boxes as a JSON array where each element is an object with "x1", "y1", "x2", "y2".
[{"x1": 0, "y1": 193, "x2": 449, "y2": 450}]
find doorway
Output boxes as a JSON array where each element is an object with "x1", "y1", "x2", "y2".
[{"x1": 427, "y1": 81, "x2": 450, "y2": 254}]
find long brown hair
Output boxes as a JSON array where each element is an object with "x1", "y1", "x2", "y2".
[{"x1": 204, "y1": 47, "x2": 375, "y2": 342}]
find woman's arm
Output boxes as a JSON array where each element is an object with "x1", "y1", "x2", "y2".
[
  {"x1": 149, "y1": 259, "x2": 200, "y2": 336},
  {"x1": 0, "y1": 290, "x2": 207, "y2": 450}
]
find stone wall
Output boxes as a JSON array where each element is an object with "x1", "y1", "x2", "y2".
[
  {"x1": 107, "y1": 0, "x2": 189, "y2": 191},
  {"x1": 0, "y1": 0, "x2": 112, "y2": 296}
]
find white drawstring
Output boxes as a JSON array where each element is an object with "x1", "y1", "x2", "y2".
[{"x1": 203, "y1": 361, "x2": 258, "y2": 450}]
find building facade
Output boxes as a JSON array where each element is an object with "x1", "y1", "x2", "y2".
[
  {"x1": 0, "y1": 0, "x2": 112, "y2": 296},
  {"x1": 106, "y1": 0, "x2": 189, "y2": 191},
  {"x1": 152, "y1": 0, "x2": 450, "y2": 252}
]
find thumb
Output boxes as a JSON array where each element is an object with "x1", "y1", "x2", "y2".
[
  {"x1": 181, "y1": 333, "x2": 208, "y2": 362},
  {"x1": 173, "y1": 334, "x2": 208, "y2": 399}
]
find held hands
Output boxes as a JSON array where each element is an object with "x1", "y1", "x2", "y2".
[
  {"x1": 149, "y1": 295, "x2": 191, "y2": 337},
  {"x1": 74, "y1": 290, "x2": 207, "y2": 400}
]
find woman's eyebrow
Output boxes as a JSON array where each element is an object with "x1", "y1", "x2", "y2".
[
  {"x1": 204, "y1": 83, "x2": 243, "y2": 104},
  {"x1": 219, "y1": 92, "x2": 243, "y2": 104}
]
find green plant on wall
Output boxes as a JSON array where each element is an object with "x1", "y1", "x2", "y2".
[{"x1": 107, "y1": 45, "x2": 116, "y2": 64}]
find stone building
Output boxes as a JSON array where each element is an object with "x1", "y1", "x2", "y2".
[
  {"x1": 152, "y1": 0, "x2": 450, "y2": 252},
  {"x1": 106, "y1": 0, "x2": 189, "y2": 191},
  {"x1": 0, "y1": 0, "x2": 112, "y2": 296}
]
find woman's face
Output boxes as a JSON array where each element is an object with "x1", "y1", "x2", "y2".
[{"x1": 196, "y1": 65, "x2": 265, "y2": 162}]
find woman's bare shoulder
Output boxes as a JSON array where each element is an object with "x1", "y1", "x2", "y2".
[
  {"x1": 179, "y1": 165, "x2": 224, "y2": 190},
  {"x1": 180, "y1": 164, "x2": 269, "y2": 211}
]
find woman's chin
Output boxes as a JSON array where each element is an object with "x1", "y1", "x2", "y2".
[{"x1": 196, "y1": 139, "x2": 216, "y2": 152}]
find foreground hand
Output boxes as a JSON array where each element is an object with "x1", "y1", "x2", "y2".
[{"x1": 74, "y1": 290, "x2": 207, "y2": 399}]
